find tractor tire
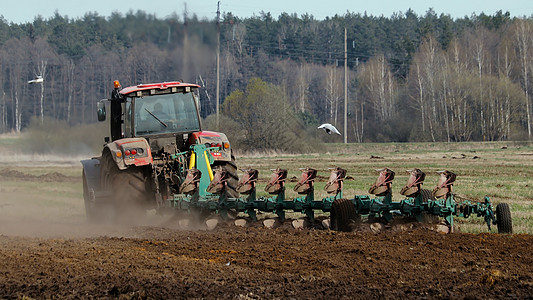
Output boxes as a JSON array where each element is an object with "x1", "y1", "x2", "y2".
[
  {"x1": 83, "y1": 171, "x2": 100, "y2": 222},
  {"x1": 330, "y1": 198, "x2": 358, "y2": 232},
  {"x1": 496, "y1": 203, "x2": 513, "y2": 234},
  {"x1": 420, "y1": 189, "x2": 434, "y2": 202},
  {"x1": 100, "y1": 152, "x2": 149, "y2": 224},
  {"x1": 420, "y1": 189, "x2": 440, "y2": 224},
  {"x1": 213, "y1": 154, "x2": 239, "y2": 198}
]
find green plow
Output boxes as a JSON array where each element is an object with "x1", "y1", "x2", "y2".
[{"x1": 167, "y1": 145, "x2": 512, "y2": 233}]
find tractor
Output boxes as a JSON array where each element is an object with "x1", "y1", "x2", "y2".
[{"x1": 81, "y1": 80, "x2": 238, "y2": 222}]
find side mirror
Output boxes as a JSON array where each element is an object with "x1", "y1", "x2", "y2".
[{"x1": 97, "y1": 100, "x2": 106, "y2": 121}]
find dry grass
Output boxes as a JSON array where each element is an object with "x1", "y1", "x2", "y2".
[{"x1": 1, "y1": 138, "x2": 531, "y2": 234}]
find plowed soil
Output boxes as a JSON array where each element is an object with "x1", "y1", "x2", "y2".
[{"x1": 1, "y1": 224, "x2": 533, "y2": 299}]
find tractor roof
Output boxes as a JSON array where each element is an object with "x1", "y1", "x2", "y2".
[{"x1": 119, "y1": 81, "x2": 200, "y2": 96}]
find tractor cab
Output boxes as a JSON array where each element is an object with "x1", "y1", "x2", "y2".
[
  {"x1": 97, "y1": 80, "x2": 202, "y2": 154},
  {"x1": 125, "y1": 87, "x2": 201, "y2": 137}
]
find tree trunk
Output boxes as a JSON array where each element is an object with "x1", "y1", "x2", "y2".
[
  {"x1": 516, "y1": 20, "x2": 532, "y2": 138},
  {"x1": 67, "y1": 60, "x2": 75, "y2": 123},
  {"x1": 38, "y1": 60, "x2": 47, "y2": 124}
]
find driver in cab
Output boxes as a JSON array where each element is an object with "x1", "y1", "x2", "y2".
[{"x1": 152, "y1": 103, "x2": 169, "y2": 120}]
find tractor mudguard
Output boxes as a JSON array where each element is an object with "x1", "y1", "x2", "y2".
[
  {"x1": 81, "y1": 158, "x2": 101, "y2": 192},
  {"x1": 190, "y1": 131, "x2": 232, "y2": 162},
  {"x1": 104, "y1": 137, "x2": 153, "y2": 170}
]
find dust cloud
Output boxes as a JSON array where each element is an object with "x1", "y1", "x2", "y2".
[
  {"x1": 0, "y1": 186, "x2": 191, "y2": 239},
  {"x1": 0, "y1": 210, "x2": 184, "y2": 239},
  {"x1": 0, "y1": 159, "x2": 197, "y2": 239}
]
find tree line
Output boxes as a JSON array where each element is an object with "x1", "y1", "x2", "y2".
[{"x1": 0, "y1": 9, "x2": 531, "y2": 145}]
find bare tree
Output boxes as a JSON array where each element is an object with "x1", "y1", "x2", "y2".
[
  {"x1": 3, "y1": 38, "x2": 29, "y2": 132},
  {"x1": 472, "y1": 29, "x2": 486, "y2": 139},
  {"x1": 411, "y1": 62, "x2": 426, "y2": 133},
  {"x1": 441, "y1": 56, "x2": 451, "y2": 142},
  {"x1": 37, "y1": 60, "x2": 47, "y2": 124},
  {"x1": 409, "y1": 36, "x2": 444, "y2": 141},
  {"x1": 497, "y1": 39, "x2": 513, "y2": 139},
  {"x1": 325, "y1": 64, "x2": 342, "y2": 123},
  {"x1": 0, "y1": 56, "x2": 4, "y2": 132},
  {"x1": 66, "y1": 59, "x2": 75, "y2": 123},
  {"x1": 359, "y1": 54, "x2": 396, "y2": 123},
  {"x1": 351, "y1": 89, "x2": 364, "y2": 143},
  {"x1": 515, "y1": 19, "x2": 532, "y2": 138},
  {"x1": 297, "y1": 63, "x2": 310, "y2": 113},
  {"x1": 422, "y1": 36, "x2": 440, "y2": 142}
]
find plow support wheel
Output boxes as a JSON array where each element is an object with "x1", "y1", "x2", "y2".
[
  {"x1": 331, "y1": 198, "x2": 358, "y2": 232},
  {"x1": 496, "y1": 203, "x2": 513, "y2": 234}
]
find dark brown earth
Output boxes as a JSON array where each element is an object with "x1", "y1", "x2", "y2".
[
  {"x1": 1, "y1": 223, "x2": 532, "y2": 299},
  {"x1": 1, "y1": 168, "x2": 532, "y2": 299}
]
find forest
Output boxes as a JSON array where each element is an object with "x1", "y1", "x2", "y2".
[{"x1": 0, "y1": 8, "x2": 532, "y2": 147}]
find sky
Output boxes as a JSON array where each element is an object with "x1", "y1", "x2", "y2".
[{"x1": 2, "y1": 0, "x2": 533, "y2": 24}]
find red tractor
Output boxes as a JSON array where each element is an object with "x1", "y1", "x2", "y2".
[{"x1": 81, "y1": 80, "x2": 238, "y2": 222}]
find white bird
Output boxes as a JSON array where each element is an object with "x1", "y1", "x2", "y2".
[
  {"x1": 28, "y1": 75, "x2": 43, "y2": 84},
  {"x1": 318, "y1": 123, "x2": 341, "y2": 135}
]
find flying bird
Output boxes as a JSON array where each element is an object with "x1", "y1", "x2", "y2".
[
  {"x1": 318, "y1": 123, "x2": 341, "y2": 135},
  {"x1": 28, "y1": 75, "x2": 43, "y2": 84}
]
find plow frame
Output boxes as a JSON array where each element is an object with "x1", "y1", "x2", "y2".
[
  {"x1": 163, "y1": 149, "x2": 510, "y2": 233},
  {"x1": 168, "y1": 148, "x2": 344, "y2": 222},
  {"x1": 169, "y1": 181, "x2": 343, "y2": 222},
  {"x1": 352, "y1": 193, "x2": 497, "y2": 231}
]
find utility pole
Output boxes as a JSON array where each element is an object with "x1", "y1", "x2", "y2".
[
  {"x1": 344, "y1": 27, "x2": 348, "y2": 144},
  {"x1": 216, "y1": 1, "x2": 221, "y2": 130},
  {"x1": 183, "y1": 3, "x2": 189, "y2": 80}
]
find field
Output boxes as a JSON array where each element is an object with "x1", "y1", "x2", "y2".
[{"x1": 0, "y1": 139, "x2": 533, "y2": 298}]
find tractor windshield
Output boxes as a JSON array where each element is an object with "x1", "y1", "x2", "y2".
[{"x1": 133, "y1": 92, "x2": 200, "y2": 136}]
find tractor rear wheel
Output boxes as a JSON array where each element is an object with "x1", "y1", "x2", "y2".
[
  {"x1": 100, "y1": 152, "x2": 149, "y2": 224},
  {"x1": 213, "y1": 154, "x2": 239, "y2": 198},
  {"x1": 83, "y1": 171, "x2": 101, "y2": 222},
  {"x1": 330, "y1": 198, "x2": 358, "y2": 232},
  {"x1": 496, "y1": 203, "x2": 513, "y2": 234},
  {"x1": 420, "y1": 189, "x2": 434, "y2": 201}
]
